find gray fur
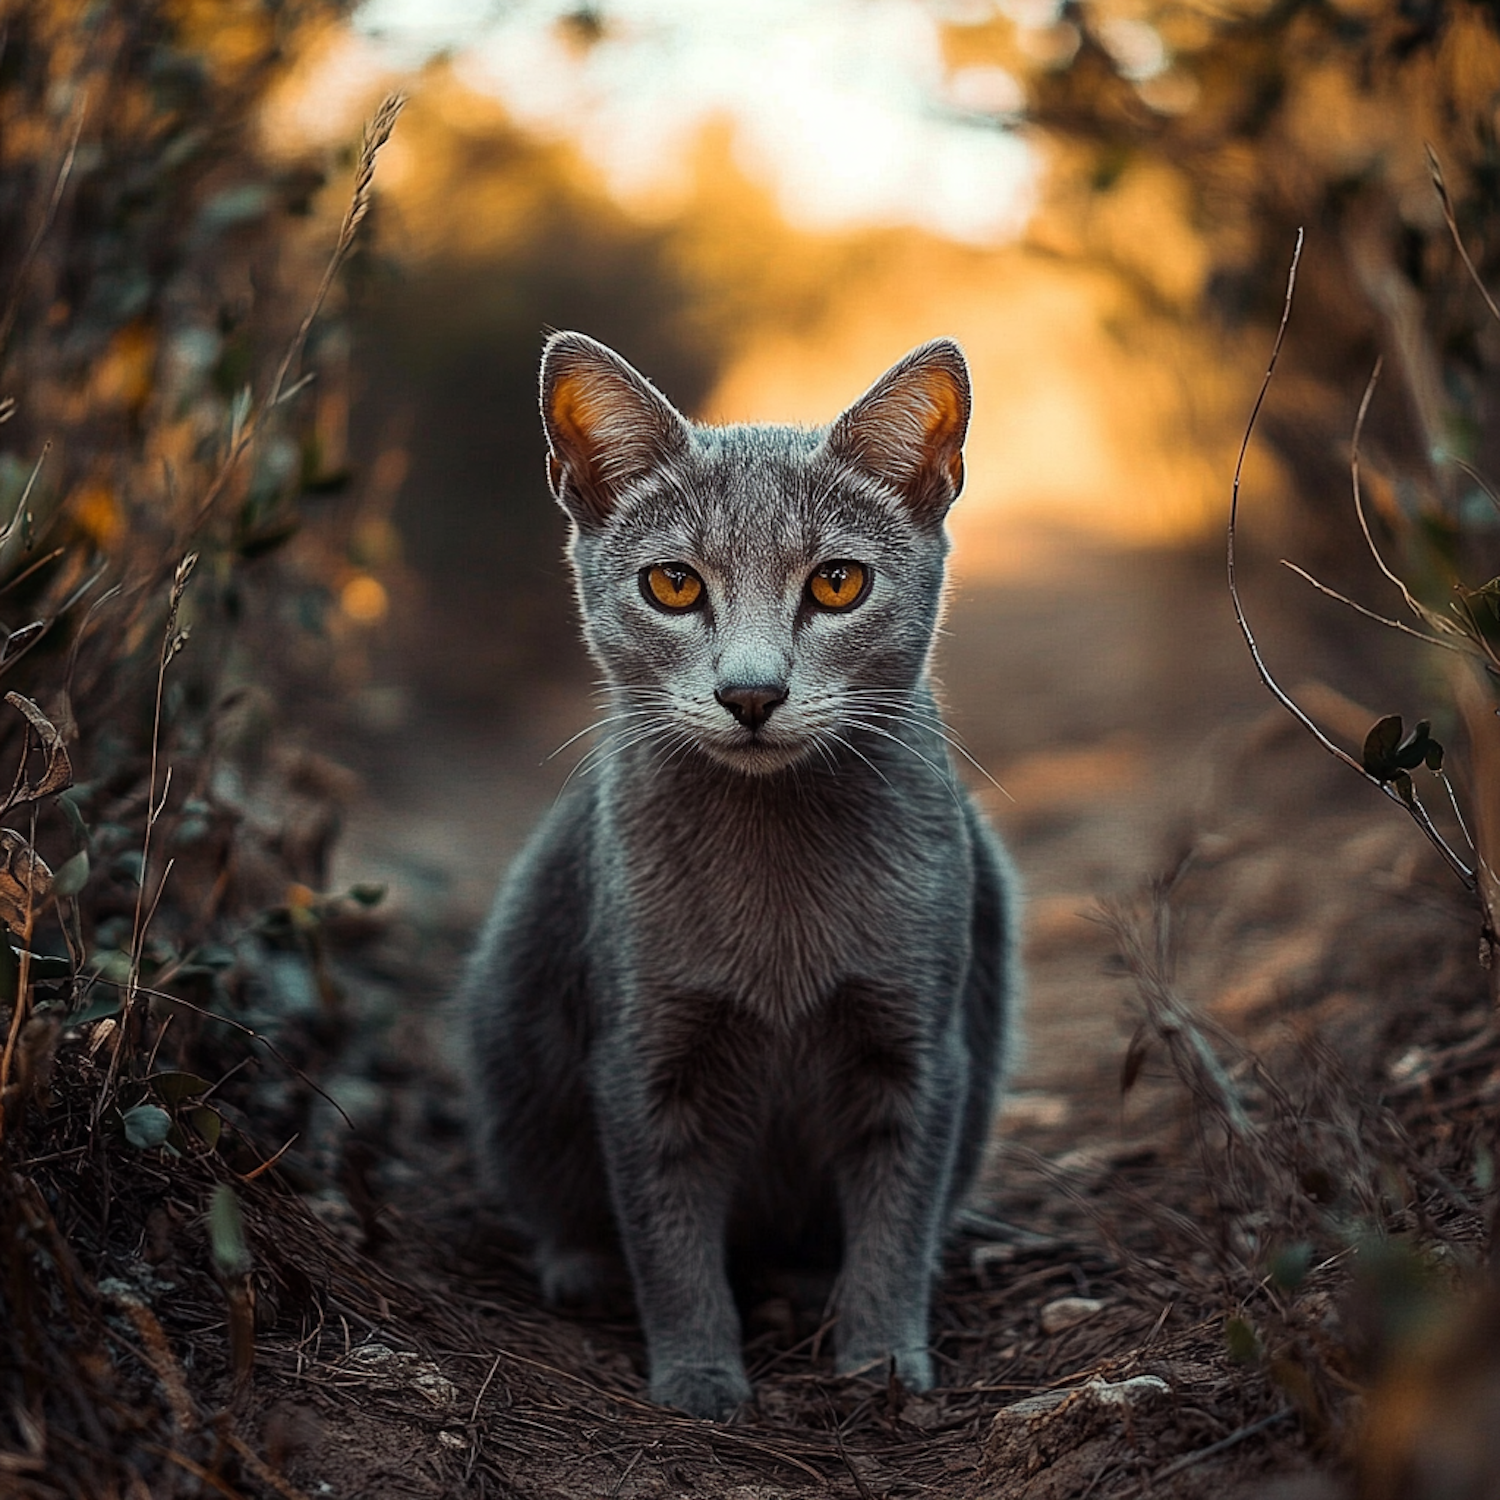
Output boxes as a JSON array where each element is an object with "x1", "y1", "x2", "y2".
[{"x1": 458, "y1": 333, "x2": 1021, "y2": 1420}]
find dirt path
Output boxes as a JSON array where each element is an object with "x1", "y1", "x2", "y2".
[{"x1": 301, "y1": 532, "x2": 1473, "y2": 1497}]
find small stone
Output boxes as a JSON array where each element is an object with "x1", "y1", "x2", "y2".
[
  {"x1": 990, "y1": 1376, "x2": 1171, "y2": 1426},
  {"x1": 989, "y1": 1375, "x2": 1169, "y2": 1423},
  {"x1": 1039, "y1": 1296, "x2": 1107, "y2": 1334}
]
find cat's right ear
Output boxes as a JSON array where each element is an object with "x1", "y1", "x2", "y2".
[{"x1": 540, "y1": 333, "x2": 691, "y2": 529}]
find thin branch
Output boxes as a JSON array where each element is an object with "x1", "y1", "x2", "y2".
[
  {"x1": 1, "y1": 439, "x2": 50, "y2": 550},
  {"x1": 1143, "y1": 1407, "x2": 1295, "y2": 1488},
  {"x1": 1279, "y1": 560, "x2": 1467, "y2": 652},
  {"x1": 1349, "y1": 360, "x2": 1453, "y2": 634},
  {"x1": 0, "y1": 102, "x2": 85, "y2": 359},
  {"x1": 79, "y1": 977, "x2": 354, "y2": 1131},
  {"x1": 266, "y1": 93, "x2": 405, "y2": 414},
  {"x1": 1427, "y1": 144, "x2": 1500, "y2": 329},
  {"x1": 1453, "y1": 458, "x2": 1500, "y2": 520},
  {"x1": 1229, "y1": 231, "x2": 1363, "y2": 782},
  {"x1": 101, "y1": 557, "x2": 195, "y2": 1107},
  {"x1": 1226, "y1": 231, "x2": 1476, "y2": 891},
  {"x1": 0, "y1": 545, "x2": 65, "y2": 597},
  {"x1": 1437, "y1": 769, "x2": 1477, "y2": 856}
]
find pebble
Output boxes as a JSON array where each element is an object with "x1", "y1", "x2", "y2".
[{"x1": 1039, "y1": 1296, "x2": 1107, "y2": 1334}]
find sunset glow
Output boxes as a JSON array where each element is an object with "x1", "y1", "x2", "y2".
[{"x1": 355, "y1": 0, "x2": 1038, "y2": 244}]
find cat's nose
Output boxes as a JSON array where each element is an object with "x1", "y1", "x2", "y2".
[{"x1": 715, "y1": 682, "x2": 787, "y2": 730}]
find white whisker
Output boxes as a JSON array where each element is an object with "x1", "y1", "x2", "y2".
[
  {"x1": 844, "y1": 717, "x2": 963, "y2": 808},
  {"x1": 822, "y1": 729, "x2": 892, "y2": 788},
  {"x1": 545, "y1": 707, "x2": 664, "y2": 763}
]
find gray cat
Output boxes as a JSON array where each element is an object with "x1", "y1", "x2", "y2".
[{"x1": 459, "y1": 331, "x2": 1020, "y2": 1420}]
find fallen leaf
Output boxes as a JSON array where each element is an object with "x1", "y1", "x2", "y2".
[
  {"x1": 3, "y1": 692, "x2": 72, "y2": 807},
  {"x1": 0, "y1": 828, "x2": 51, "y2": 930}
]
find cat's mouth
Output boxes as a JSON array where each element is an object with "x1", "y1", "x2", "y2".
[{"x1": 700, "y1": 722, "x2": 810, "y2": 775}]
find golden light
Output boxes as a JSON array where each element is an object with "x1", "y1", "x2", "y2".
[{"x1": 340, "y1": 573, "x2": 390, "y2": 624}]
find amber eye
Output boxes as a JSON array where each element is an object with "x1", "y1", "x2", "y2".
[
  {"x1": 641, "y1": 563, "x2": 704, "y2": 612},
  {"x1": 807, "y1": 560, "x2": 869, "y2": 612}
]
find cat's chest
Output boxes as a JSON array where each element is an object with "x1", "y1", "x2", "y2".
[{"x1": 600, "y1": 766, "x2": 967, "y2": 1019}]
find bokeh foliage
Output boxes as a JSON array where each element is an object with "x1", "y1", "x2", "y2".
[
  {"x1": 952, "y1": 0, "x2": 1500, "y2": 944},
  {"x1": 0, "y1": 2, "x2": 413, "y2": 1492}
]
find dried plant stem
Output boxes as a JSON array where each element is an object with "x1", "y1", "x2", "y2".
[
  {"x1": 1227, "y1": 231, "x2": 1477, "y2": 892},
  {"x1": 89, "y1": 976, "x2": 354, "y2": 1130},
  {"x1": 1346, "y1": 362, "x2": 1480, "y2": 662},
  {"x1": 1278, "y1": 561, "x2": 1461, "y2": 652},
  {"x1": 106, "y1": 555, "x2": 194, "y2": 1097},
  {"x1": 0, "y1": 102, "x2": 84, "y2": 359},
  {"x1": 0, "y1": 809, "x2": 40, "y2": 1145},
  {"x1": 185, "y1": 94, "x2": 405, "y2": 542},
  {"x1": 1141, "y1": 1407, "x2": 1296, "y2": 1490},
  {"x1": 1428, "y1": 146, "x2": 1500, "y2": 329}
]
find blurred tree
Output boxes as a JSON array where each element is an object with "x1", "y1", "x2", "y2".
[
  {"x1": 942, "y1": 0, "x2": 1500, "y2": 951},
  {"x1": 0, "y1": 0, "x2": 400, "y2": 914},
  {"x1": 943, "y1": 0, "x2": 1500, "y2": 532}
]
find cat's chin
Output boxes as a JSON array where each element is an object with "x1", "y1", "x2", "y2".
[{"x1": 698, "y1": 737, "x2": 813, "y2": 777}]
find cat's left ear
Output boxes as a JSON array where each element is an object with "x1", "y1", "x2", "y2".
[{"x1": 820, "y1": 339, "x2": 971, "y2": 525}]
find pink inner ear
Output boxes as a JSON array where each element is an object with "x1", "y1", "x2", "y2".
[
  {"x1": 832, "y1": 349, "x2": 971, "y2": 517},
  {"x1": 541, "y1": 336, "x2": 691, "y2": 526},
  {"x1": 547, "y1": 367, "x2": 608, "y2": 465},
  {"x1": 906, "y1": 366, "x2": 967, "y2": 465}
]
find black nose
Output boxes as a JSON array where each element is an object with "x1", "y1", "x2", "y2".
[{"x1": 715, "y1": 683, "x2": 787, "y2": 730}]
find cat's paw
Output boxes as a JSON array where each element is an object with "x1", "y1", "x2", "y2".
[
  {"x1": 535, "y1": 1246, "x2": 613, "y2": 1306},
  {"x1": 836, "y1": 1346, "x2": 934, "y2": 1392},
  {"x1": 649, "y1": 1362, "x2": 753, "y2": 1421}
]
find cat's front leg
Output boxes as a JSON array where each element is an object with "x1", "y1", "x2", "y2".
[
  {"x1": 593, "y1": 1011, "x2": 761, "y2": 1420},
  {"x1": 830, "y1": 1046, "x2": 964, "y2": 1392}
]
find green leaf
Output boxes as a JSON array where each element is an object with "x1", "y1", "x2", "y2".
[
  {"x1": 89, "y1": 950, "x2": 132, "y2": 984},
  {"x1": 347, "y1": 882, "x2": 387, "y2": 908},
  {"x1": 229, "y1": 386, "x2": 253, "y2": 449},
  {"x1": 122, "y1": 1104, "x2": 172, "y2": 1149},
  {"x1": 172, "y1": 816, "x2": 210, "y2": 847},
  {"x1": 191, "y1": 1107, "x2": 222, "y2": 1149},
  {"x1": 1425, "y1": 739, "x2": 1445, "y2": 772},
  {"x1": 1362, "y1": 715, "x2": 1404, "y2": 777},
  {"x1": 1225, "y1": 1315, "x2": 1262, "y2": 1365},
  {"x1": 199, "y1": 183, "x2": 274, "y2": 231},
  {"x1": 57, "y1": 788, "x2": 91, "y2": 849},
  {"x1": 1268, "y1": 1241, "x2": 1314, "y2": 1293},
  {"x1": 70, "y1": 992, "x2": 122, "y2": 1024},
  {"x1": 51, "y1": 849, "x2": 90, "y2": 898},
  {"x1": 208, "y1": 1184, "x2": 251, "y2": 1276},
  {"x1": 151, "y1": 1071, "x2": 212, "y2": 1107}
]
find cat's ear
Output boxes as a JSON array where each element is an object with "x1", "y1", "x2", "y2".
[
  {"x1": 540, "y1": 332, "x2": 691, "y2": 528},
  {"x1": 821, "y1": 339, "x2": 971, "y2": 524}
]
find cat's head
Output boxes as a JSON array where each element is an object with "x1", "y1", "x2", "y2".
[{"x1": 540, "y1": 332, "x2": 970, "y2": 775}]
